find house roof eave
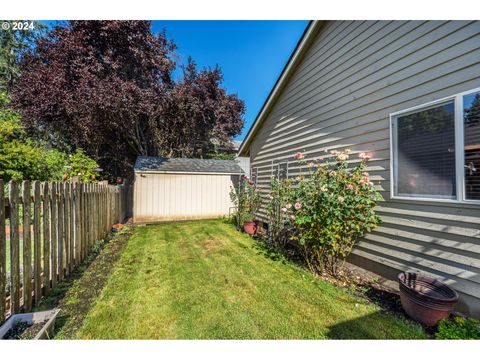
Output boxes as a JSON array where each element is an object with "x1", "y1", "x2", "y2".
[{"x1": 237, "y1": 20, "x2": 323, "y2": 157}]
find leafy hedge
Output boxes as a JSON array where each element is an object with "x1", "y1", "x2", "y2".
[{"x1": 435, "y1": 317, "x2": 480, "y2": 340}]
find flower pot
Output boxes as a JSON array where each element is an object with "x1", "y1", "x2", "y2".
[
  {"x1": 0, "y1": 308, "x2": 60, "y2": 340},
  {"x1": 111, "y1": 223, "x2": 124, "y2": 233},
  {"x1": 243, "y1": 221, "x2": 257, "y2": 235},
  {"x1": 398, "y1": 272, "x2": 458, "y2": 327}
]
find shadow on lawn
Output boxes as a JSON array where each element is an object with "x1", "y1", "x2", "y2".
[
  {"x1": 252, "y1": 240, "x2": 289, "y2": 264},
  {"x1": 325, "y1": 312, "x2": 425, "y2": 339},
  {"x1": 34, "y1": 224, "x2": 134, "y2": 339}
]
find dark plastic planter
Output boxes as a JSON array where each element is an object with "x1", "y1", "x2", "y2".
[
  {"x1": 398, "y1": 272, "x2": 458, "y2": 326},
  {"x1": 243, "y1": 221, "x2": 257, "y2": 235}
]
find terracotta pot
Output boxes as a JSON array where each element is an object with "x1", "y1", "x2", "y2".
[
  {"x1": 243, "y1": 221, "x2": 257, "y2": 235},
  {"x1": 111, "y1": 223, "x2": 124, "y2": 233},
  {"x1": 398, "y1": 272, "x2": 458, "y2": 327}
]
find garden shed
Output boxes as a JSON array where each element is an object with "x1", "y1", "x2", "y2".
[{"x1": 133, "y1": 156, "x2": 244, "y2": 223}]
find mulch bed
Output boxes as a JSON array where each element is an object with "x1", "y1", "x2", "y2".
[{"x1": 33, "y1": 220, "x2": 135, "y2": 339}]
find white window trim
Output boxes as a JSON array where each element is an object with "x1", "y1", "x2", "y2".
[{"x1": 389, "y1": 86, "x2": 480, "y2": 205}]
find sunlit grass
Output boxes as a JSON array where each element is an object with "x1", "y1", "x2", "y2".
[{"x1": 76, "y1": 219, "x2": 426, "y2": 339}]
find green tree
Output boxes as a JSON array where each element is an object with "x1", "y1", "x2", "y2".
[
  {"x1": 0, "y1": 91, "x2": 67, "y2": 181},
  {"x1": 0, "y1": 20, "x2": 46, "y2": 92}
]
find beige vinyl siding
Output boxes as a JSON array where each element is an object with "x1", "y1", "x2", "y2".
[
  {"x1": 247, "y1": 20, "x2": 480, "y2": 316},
  {"x1": 133, "y1": 172, "x2": 238, "y2": 223}
]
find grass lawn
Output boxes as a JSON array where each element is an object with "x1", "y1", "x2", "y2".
[{"x1": 74, "y1": 219, "x2": 425, "y2": 339}]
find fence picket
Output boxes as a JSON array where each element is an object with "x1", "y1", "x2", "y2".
[
  {"x1": 42, "y1": 182, "x2": 50, "y2": 295},
  {"x1": 0, "y1": 180, "x2": 126, "y2": 318},
  {"x1": 58, "y1": 183, "x2": 64, "y2": 281},
  {"x1": 33, "y1": 182, "x2": 41, "y2": 306},
  {"x1": 74, "y1": 183, "x2": 80, "y2": 266},
  {"x1": 9, "y1": 181, "x2": 20, "y2": 314},
  {"x1": 64, "y1": 183, "x2": 71, "y2": 276},
  {"x1": 69, "y1": 183, "x2": 75, "y2": 271},
  {"x1": 51, "y1": 183, "x2": 57, "y2": 289},
  {"x1": 22, "y1": 181, "x2": 32, "y2": 312},
  {"x1": 0, "y1": 180, "x2": 6, "y2": 321}
]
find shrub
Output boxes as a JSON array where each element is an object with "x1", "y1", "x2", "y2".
[
  {"x1": 0, "y1": 92, "x2": 67, "y2": 181},
  {"x1": 435, "y1": 317, "x2": 480, "y2": 340},
  {"x1": 266, "y1": 149, "x2": 383, "y2": 276},
  {"x1": 63, "y1": 148, "x2": 100, "y2": 183},
  {"x1": 230, "y1": 175, "x2": 261, "y2": 230}
]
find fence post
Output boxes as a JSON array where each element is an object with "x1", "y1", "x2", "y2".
[
  {"x1": 33, "y1": 181, "x2": 41, "y2": 306},
  {"x1": 9, "y1": 181, "x2": 20, "y2": 314},
  {"x1": 22, "y1": 181, "x2": 32, "y2": 312},
  {"x1": 42, "y1": 182, "x2": 51, "y2": 295},
  {"x1": 0, "y1": 179, "x2": 6, "y2": 322}
]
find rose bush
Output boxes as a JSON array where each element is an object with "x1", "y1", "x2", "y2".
[{"x1": 266, "y1": 149, "x2": 382, "y2": 276}]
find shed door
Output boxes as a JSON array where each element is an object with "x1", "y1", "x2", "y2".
[{"x1": 134, "y1": 173, "x2": 238, "y2": 222}]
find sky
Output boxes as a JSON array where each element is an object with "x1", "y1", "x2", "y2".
[{"x1": 151, "y1": 21, "x2": 309, "y2": 140}]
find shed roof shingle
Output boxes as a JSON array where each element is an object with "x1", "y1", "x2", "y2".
[{"x1": 134, "y1": 157, "x2": 244, "y2": 174}]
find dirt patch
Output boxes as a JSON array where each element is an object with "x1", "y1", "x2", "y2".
[
  {"x1": 34, "y1": 221, "x2": 135, "y2": 339},
  {"x1": 203, "y1": 239, "x2": 220, "y2": 251}
]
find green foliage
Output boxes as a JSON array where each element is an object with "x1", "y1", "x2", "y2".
[
  {"x1": 0, "y1": 91, "x2": 99, "y2": 182},
  {"x1": 205, "y1": 144, "x2": 236, "y2": 160},
  {"x1": 266, "y1": 150, "x2": 383, "y2": 276},
  {"x1": 229, "y1": 176, "x2": 261, "y2": 229},
  {"x1": 0, "y1": 20, "x2": 46, "y2": 92},
  {"x1": 64, "y1": 148, "x2": 100, "y2": 183},
  {"x1": 0, "y1": 91, "x2": 67, "y2": 181},
  {"x1": 435, "y1": 317, "x2": 480, "y2": 340},
  {"x1": 206, "y1": 151, "x2": 236, "y2": 160}
]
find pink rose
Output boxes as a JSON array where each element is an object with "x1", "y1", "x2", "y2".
[
  {"x1": 359, "y1": 152, "x2": 372, "y2": 160},
  {"x1": 294, "y1": 202, "x2": 302, "y2": 210},
  {"x1": 289, "y1": 214, "x2": 295, "y2": 221},
  {"x1": 346, "y1": 184, "x2": 355, "y2": 190},
  {"x1": 293, "y1": 152, "x2": 305, "y2": 160}
]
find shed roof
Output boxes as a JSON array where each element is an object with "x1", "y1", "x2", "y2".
[{"x1": 134, "y1": 156, "x2": 244, "y2": 175}]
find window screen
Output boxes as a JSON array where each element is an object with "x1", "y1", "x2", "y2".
[
  {"x1": 464, "y1": 92, "x2": 480, "y2": 200},
  {"x1": 394, "y1": 102, "x2": 456, "y2": 199}
]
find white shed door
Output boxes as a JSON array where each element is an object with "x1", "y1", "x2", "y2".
[{"x1": 134, "y1": 172, "x2": 238, "y2": 222}]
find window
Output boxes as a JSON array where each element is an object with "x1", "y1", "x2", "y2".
[
  {"x1": 464, "y1": 92, "x2": 480, "y2": 200},
  {"x1": 391, "y1": 88, "x2": 480, "y2": 203}
]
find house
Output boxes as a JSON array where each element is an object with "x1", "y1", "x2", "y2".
[
  {"x1": 238, "y1": 21, "x2": 480, "y2": 317},
  {"x1": 133, "y1": 157, "x2": 243, "y2": 223}
]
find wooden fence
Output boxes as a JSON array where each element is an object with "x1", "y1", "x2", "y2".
[{"x1": 0, "y1": 180, "x2": 127, "y2": 323}]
